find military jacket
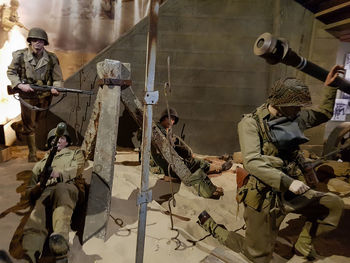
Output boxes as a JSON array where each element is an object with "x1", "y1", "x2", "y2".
[
  {"x1": 27, "y1": 148, "x2": 85, "y2": 192},
  {"x1": 238, "y1": 85, "x2": 337, "y2": 197},
  {"x1": 7, "y1": 47, "x2": 63, "y2": 89}
]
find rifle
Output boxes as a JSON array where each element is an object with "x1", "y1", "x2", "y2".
[
  {"x1": 29, "y1": 122, "x2": 67, "y2": 201},
  {"x1": 180, "y1": 123, "x2": 186, "y2": 141},
  {"x1": 7, "y1": 84, "x2": 94, "y2": 96},
  {"x1": 297, "y1": 140, "x2": 350, "y2": 188}
]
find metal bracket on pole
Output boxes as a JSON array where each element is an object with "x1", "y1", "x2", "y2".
[
  {"x1": 137, "y1": 190, "x2": 153, "y2": 205},
  {"x1": 144, "y1": 91, "x2": 159, "y2": 105},
  {"x1": 97, "y1": 78, "x2": 132, "y2": 88}
]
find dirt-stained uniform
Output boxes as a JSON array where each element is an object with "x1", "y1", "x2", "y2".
[
  {"x1": 151, "y1": 122, "x2": 222, "y2": 198},
  {"x1": 22, "y1": 147, "x2": 85, "y2": 262},
  {"x1": 198, "y1": 77, "x2": 344, "y2": 262}
]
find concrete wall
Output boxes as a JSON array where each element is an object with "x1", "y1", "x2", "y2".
[{"x1": 49, "y1": 0, "x2": 339, "y2": 155}]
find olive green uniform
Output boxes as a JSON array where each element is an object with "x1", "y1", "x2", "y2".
[
  {"x1": 151, "y1": 123, "x2": 217, "y2": 198},
  {"x1": 204, "y1": 85, "x2": 344, "y2": 262},
  {"x1": 22, "y1": 148, "x2": 85, "y2": 262},
  {"x1": 7, "y1": 47, "x2": 63, "y2": 136}
]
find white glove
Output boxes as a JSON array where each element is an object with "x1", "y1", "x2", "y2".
[{"x1": 288, "y1": 180, "x2": 310, "y2": 195}]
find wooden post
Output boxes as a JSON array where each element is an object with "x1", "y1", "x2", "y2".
[{"x1": 82, "y1": 59, "x2": 131, "y2": 243}]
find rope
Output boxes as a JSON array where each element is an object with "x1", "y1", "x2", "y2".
[{"x1": 163, "y1": 56, "x2": 185, "y2": 250}]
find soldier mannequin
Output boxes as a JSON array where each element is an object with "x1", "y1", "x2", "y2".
[
  {"x1": 22, "y1": 126, "x2": 85, "y2": 263},
  {"x1": 151, "y1": 108, "x2": 232, "y2": 199},
  {"x1": 198, "y1": 65, "x2": 344, "y2": 262},
  {"x1": 0, "y1": 0, "x2": 25, "y2": 48},
  {"x1": 7, "y1": 27, "x2": 63, "y2": 162}
]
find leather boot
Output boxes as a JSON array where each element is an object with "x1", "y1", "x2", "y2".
[
  {"x1": 294, "y1": 221, "x2": 318, "y2": 260},
  {"x1": 11, "y1": 120, "x2": 24, "y2": 141},
  {"x1": 27, "y1": 134, "x2": 38, "y2": 162},
  {"x1": 197, "y1": 210, "x2": 243, "y2": 252},
  {"x1": 50, "y1": 206, "x2": 73, "y2": 261}
]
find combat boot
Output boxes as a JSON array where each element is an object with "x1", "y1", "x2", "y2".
[
  {"x1": 197, "y1": 210, "x2": 229, "y2": 244},
  {"x1": 195, "y1": 176, "x2": 224, "y2": 199},
  {"x1": 294, "y1": 222, "x2": 318, "y2": 260},
  {"x1": 49, "y1": 234, "x2": 69, "y2": 263},
  {"x1": 11, "y1": 120, "x2": 24, "y2": 141},
  {"x1": 27, "y1": 134, "x2": 38, "y2": 162},
  {"x1": 51, "y1": 206, "x2": 73, "y2": 262},
  {"x1": 221, "y1": 160, "x2": 233, "y2": 172},
  {"x1": 197, "y1": 210, "x2": 243, "y2": 252}
]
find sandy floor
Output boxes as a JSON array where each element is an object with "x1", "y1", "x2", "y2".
[{"x1": 0, "y1": 148, "x2": 349, "y2": 262}]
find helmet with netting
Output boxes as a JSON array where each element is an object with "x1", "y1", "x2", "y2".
[
  {"x1": 267, "y1": 77, "x2": 312, "y2": 107},
  {"x1": 27, "y1": 27, "x2": 49, "y2": 45}
]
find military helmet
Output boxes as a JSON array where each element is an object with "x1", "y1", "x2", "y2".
[
  {"x1": 10, "y1": 0, "x2": 19, "y2": 7},
  {"x1": 27, "y1": 27, "x2": 49, "y2": 45},
  {"x1": 159, "y1": 108, "x2": 179, "y2": 125},
  {"x1": 47, "y1": 126, "x2": 71, "y2": 148},
  {"x1": 267, "y1": 77, "x2": 312, "y2": 107}
]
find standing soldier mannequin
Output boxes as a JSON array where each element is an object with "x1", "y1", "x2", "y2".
[
  {"x1": 151, "y1": 108, "x2": 232, "y2": 199},
  {"x1": 22, "y1": 126, "x2": 85, "y2": 263},
  {"x1": 198, "y1": 65, "x2": 344, "y2": 262},
  {"x1": 7, "y1": 27, "x2": 63, "y2": 162},
  {"x1": 0, "y1": 0, "x2": 25, "y2": 48}
]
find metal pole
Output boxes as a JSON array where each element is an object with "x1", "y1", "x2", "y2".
[{"x1": 136, "y1": 0, "x2": 160, "y2": 262}]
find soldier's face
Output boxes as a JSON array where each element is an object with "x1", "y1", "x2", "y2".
[
  {"x1": 57, "y1": 136, "x2": 68, "y2": 151},
  {"x1": 160, "y1": 117, "x2": 175, "y2": 129},
  {"x1": 30, "y1": 39, "x2": 45, "y2": 54}
]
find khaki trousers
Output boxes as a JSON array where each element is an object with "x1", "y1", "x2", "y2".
[{"x1": 22, "y1": 183, "x2": 78, "y2": 260}]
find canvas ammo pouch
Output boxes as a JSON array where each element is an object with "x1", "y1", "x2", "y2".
[{"x1": 267, "y1": 116, "x2": 309, "y2": 150}]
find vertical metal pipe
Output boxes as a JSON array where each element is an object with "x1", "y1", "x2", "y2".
[{"x1": 136, "y1": 0, "x2": 160, "y2": 262}]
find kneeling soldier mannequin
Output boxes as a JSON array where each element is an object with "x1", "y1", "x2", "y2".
[
  {"x1": 151, "y1": 108, "x2": 232, "y2": 199},
  {"x1": 22, "y1": 126, "x2": 85, "y2": 263},
  {"x1": 198, "y1": 65, "x2": 344, "y2": 262}
]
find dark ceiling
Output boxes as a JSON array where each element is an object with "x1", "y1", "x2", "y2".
[{"x1": 295, "y1": 0, "x2": 350, "y2": 42}]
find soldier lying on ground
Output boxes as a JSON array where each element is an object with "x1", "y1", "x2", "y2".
[
  {"x1": 151, "y1": 108, "x2": 232, "y2": 199},
  {"x1": 198, "y1": 65, "x2": 345, "y2": 262},
  {"x1": 22, "y1": 126, "x2": 85, "y2": 263}
]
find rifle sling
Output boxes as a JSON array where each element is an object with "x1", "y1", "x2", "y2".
[{"x1": 16, "y1": 93, "x2": 66, "y2": 112}]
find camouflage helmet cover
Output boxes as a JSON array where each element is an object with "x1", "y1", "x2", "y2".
[
  {"x1": 159, "y1": 108, "x2": 179, "y2": 125},
  {"x1": 27, "y1": 27, "x2": 49, "y2": 45},
  {"x1": 47, "y1": 126, "x2": 71, "y2": 147},
  {"x1": 267, "y1": 77, "x2": 312, "y2": 107}
]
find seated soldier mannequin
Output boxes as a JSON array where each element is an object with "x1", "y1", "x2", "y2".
[
  {"x1": 22, "y1": 125, "x2": 85, "y2": 263},
  {"x1": 151, "y1": 108, "x2": 232, "y2": 199}
]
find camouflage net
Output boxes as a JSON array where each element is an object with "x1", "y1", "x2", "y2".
[{"x1": 267, "y1": 77, "x2": 312, "y2": 107}]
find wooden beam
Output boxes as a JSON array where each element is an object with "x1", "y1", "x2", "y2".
[
  {"x1": 325, "y1": 18, "x2": 350, "y2": 38},
  {"x1": 83, "y1": 59, "x2": 131, "y2": 243}
]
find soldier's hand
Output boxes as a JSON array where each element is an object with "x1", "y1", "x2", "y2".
[
  {"x1": 18, "y1": 83, "x2": 34, "y2": 92},
  {"x1": 51, "y1": 88, "x2": 59, "y2": 96},
  {"x1": 325, "y1": 65, "x2": 345, "y2": 86},
  {"x1": 50, "y1": 170, "x2": 60, "y2": 178},
  {"x1": 289, "y1": 180, "x2": 309, "y2": 195}
]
